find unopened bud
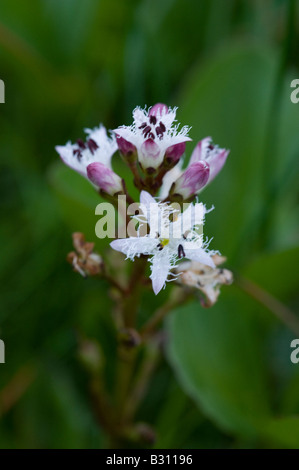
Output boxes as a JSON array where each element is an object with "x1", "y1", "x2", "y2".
[
  {"x1": 87, "y1": 162, "x2": 123, "y2": 196},
  {"x1": 116, "y1": 135, "x2": 137, "y2": 160},
  {"x1": 170, "y1": 161, "x2": 210, "y2": 200},
  {"x1": 149, "y1": 103, "x2": 168, "y2": 118},
  {"x1": 164, "y1": 142, "x2": 186, "y2": 166},
  {"x1": 139, "y1": 138, "x2": 162, "y2": 172},
  {"x1": 190, "y1": 137, "x2": 229, "y2": 185}
]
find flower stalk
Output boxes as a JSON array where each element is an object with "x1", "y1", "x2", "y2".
[{"x1": 58, "y1": 103, "x2": 232, "y2": 446}]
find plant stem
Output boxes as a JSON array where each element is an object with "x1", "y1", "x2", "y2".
[
  {"x1": 104, "y1": 273, "x2": 127, "y2": 295},
  {"x1": 123, "y1": 256, "x2": 148, "y2": 328},
  {"x1": 236, "y1": 274, "x2": 299, "y2": 336},
  {"x1": 114, "y1": 256, "x2": 148, "y2": 429},
  {"x1": 123, "y1": 337, "x2": 160, "y2": 424},
  {"x1": 89, "y1": 375, "x2": 119, "y2": 438},
  {"x1": 140, "y1": 287, "x2": 192, "y2": 339}
]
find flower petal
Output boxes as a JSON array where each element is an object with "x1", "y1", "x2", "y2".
[
  {"x1": 159, "y1": 161, "x2": 183, "y2": 199},
  {"x1": 183, "y1": 247, "x2": 215, "y2": 268},
  {"x1": 140, "y1": 190, "x2": 157, "y2": 207},
  {"x1": 110, "y1": 237, "x2": 157, "y2": 260},
  {"x1": 208, "y1": 149, "x2": 230, "y2": 183},
  {"x1": 189, "y1": 137, "x2": 211, "y2": 165},
  {"x1": 150, "y1": 252, "x2": 172, "y2": 294},
  {"x1": 139, "y1": 139, "x2": 162, "y2": 170},
  {"x1": 172, "y1": 202, "x2": 205, "y2": 238},
  {"x1": 56, "y1": 125, "x2": 117, "y2": 180}
]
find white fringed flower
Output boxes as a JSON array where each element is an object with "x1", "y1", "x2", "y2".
[
  {"x1": 110, "y1": 191, "x2": 215, "y2": 294},
  {"x1": 55, "y1": 125, "x2": 117, "y2": 178},
  {"x1": 114, "y1": 104, "x2": 191, "y2": 171}
]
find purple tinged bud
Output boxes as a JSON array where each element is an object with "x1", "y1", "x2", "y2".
[
  {"x1": 190, "y1": 137, "x2": 211, "y2": 164},
  {"x1": 165, "y1": 142, "x2": 186, "y2": 165},
  {"x1": 171, "y1": 162, "x2": 210, "y2": 199},
  {"x1": 116, "y1": 135, "x2": 137, "y2": 157},
  {"x1": 149, "y1": 103, "x2": 169, "y2": 117},
  {"x1": 87, "y1": 162, "x2": 123, "y2": 196},
  {"x1": 190, "y1": 137, "x2": 229, "y2": 185},
  {"x1": 139, "y1": 138, "x2": 162, "y2": 170},
  {"x1": 208, "y1": 148, "x2": 229, "y2": 183}
]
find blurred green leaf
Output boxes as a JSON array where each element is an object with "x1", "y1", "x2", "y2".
[
  {"x1": 262, "y1": 417, "x2": 299, "y2": 449},
  {"x1": 243, "y1": 245, "x2": 299, "y2": 300},
  {"x1": 166, "y1": 288, "x2": 271, "y2": 438},
  {"x1": 48, "y1": 162, "x2": 102, "y2": 241},
  {"x1": 178, "y1": 45, "x2": 277, "y2": 261}
]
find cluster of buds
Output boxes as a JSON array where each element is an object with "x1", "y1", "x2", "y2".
[
  {"x1": 56, "y1": 104, "x2": 229, "y2": 202},
  {"x1": 57, "y1": 104, "x2": 232, "y2": 299}
]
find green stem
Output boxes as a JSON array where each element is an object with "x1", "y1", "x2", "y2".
[
  {"x1": 140, "y1": 288, "x2": 192, "y2": 339},
  {"x1": 114, "y1": 257, "x2": 148, "y2": 427},
  {"x1": 123, "y1": 338, "x2": 160, "y2": 424},
  {"x1": 123, "y1": 256, "x2": 148, "y2": 328},
  {"x1": 236, "y1": 275, "x2": 299, "y2": 336}
]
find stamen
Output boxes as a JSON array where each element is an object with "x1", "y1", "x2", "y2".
[
  {"x1": 139, "y1": 122, "x2": 147, "y2": 129},
  {"x1": 143, "y1": 126, "x2": 152, "y2": 138},
  {"x1": 178, "y1": 244, "x2": 186, "y2": 259},
  {"x1": 149, "y1": 115, "x2": 157, "y2": 125},
  {"x1": 159, "y1": 122, "x2": 166, "y2": 132},
  {"x1": 87, "y1": 138, "x2": 99, "y2": 154},
  {"x1": 155, "y1": 126, "x2": 163, "y2": 139},
  {"x1": 157, "y1": 243, "x2": 163, "y2": 251},
  {"x1": 73, "y1": 148, "x2": 82, "y2": 159},
  {"x1": 148, "y1": 132, "x2": 155, "y2": 139},
  {"x1": 208, "y1": 144, "x2": 214, "y2": 151},
  {"x1": 77, "y1": 139, "x2": 86, "y2": 149}
]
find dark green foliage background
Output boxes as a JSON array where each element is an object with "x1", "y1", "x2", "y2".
[{"x1": 0, "y1": 0, "x2": 298, "y2": 448}]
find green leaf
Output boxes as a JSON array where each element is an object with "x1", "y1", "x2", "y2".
[
  {"x1": 166, "y1": 287, "x2": 272, "y2": 437},
  {"x1": 262, "y1": 417, "x2": 299, "y2": 449},
  {"x1": 178, "y1": 45, "x2": 277, "y2": 261}
]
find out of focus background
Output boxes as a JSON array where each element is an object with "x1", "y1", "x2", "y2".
[{"x1": 0, "y1": 0, "x2": 299, "y2": 448}]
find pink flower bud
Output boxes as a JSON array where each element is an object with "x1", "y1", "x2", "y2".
[
  {"x1": 165, "y1": 142, "x2": 186, "y2": 165},
  {"x1": 190, "y1": 137, "x2": 229, "y2": 184},
  {"x1": 87, "y1": 162, "x2": 123, "y2": 196},
  {"x1": 149, "y1": 103, "x2": 169, "y2": 118},
  {"x1": 139, "y1": 138, "x2": 161, "y2": 170},
  {"x1": 171, "y1": 162, "x2": 210, "y2": 199},
  {"x1": 116, "y1": 135, "x2": 137, "y2": 157}
]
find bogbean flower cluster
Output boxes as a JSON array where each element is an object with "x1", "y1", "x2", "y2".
[{"x1": 56, "y1": 103, "x2": 232, "y2": 303}]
